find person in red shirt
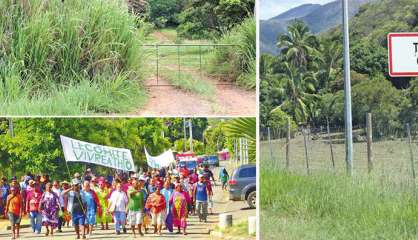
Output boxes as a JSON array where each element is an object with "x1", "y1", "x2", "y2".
[
  {"x1": 145, "y1": 183, "x2": 166, "y2": 236},
  {"x1": 25, "y1": 180, "x2": 42, "y2": 234},
  {"x1": 5, "y1": 186, "x2": 23, "y2": 239}
]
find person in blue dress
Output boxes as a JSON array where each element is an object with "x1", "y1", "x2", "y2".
[
  {"x1": 161, "y1": 181, "x2": 173, "y2": 232},
  {"x1": 81, "y1": 181, "x2": 101, "y2": 238}
]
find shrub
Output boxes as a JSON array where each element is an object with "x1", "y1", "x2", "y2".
[{"x1": 207, "y1": 17, "x2": 256, "y2": 89}]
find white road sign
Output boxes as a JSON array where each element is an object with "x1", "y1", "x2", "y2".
[{"x1": 388, "y1": 33, "x2": 418, "y2": 77}]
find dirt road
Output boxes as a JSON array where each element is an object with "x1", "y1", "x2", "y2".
[{"x1": 136, "y1": 31, "x2": 256, "y2": 116}]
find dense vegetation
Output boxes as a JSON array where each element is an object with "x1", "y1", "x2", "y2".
[
  {"x1": 261, "y1": 0, "x2": 418, "y2": 133},
  {"x1": 144, "y1": 0, "x2": 254, "y2": 39},
  {"x1": 0, "y1": 117, "x2": 255, "y2": 179},
  {"x1": 0, "y1": 0, "x2": 255, "y2": 114},
  {"x1": 208, "y1": 18, "x2": 256, "y2": 89},
  {"x1": 0, "y1": 0, "x2": 146, "y2": 115}
]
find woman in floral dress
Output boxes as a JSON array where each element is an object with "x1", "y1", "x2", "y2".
[
  {"x1": 169, "y1": 183, "x2": 191, "y2": 235},
  {"x1": 39, "y1": 182, "x2": 60, "y2": 236}
]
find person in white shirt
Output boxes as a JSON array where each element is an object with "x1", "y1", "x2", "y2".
[{"x1": 107, "y1": 182, "x2": 128, "y2": 235}]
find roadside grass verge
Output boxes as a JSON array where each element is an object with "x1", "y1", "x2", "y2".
[
  {"x1": 0, "y1": 77, "x2": 147, "y2": 115},
  {"x1": 159, "y1": 69, "x2": 215, "y2": 97},
  {"x1": 261, "y1": 168, "x2": 418, "y2": 240},
  {"x1": 214, "y1": 221, "x2": 254, "y2": 238},
  {"x1": 0, "y1": 0, "x2": 145, "y2": 115}
]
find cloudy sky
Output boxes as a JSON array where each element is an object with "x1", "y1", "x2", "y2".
[{"x1": 260, "y1": 0, "x2": 335, "y2": 20}]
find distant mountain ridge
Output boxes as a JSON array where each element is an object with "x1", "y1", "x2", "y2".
[{"x1": 261, "y1": 0, "x2": 374, "y2": 54}]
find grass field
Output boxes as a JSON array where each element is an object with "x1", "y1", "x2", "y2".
[
  {"x1": 261, "y1": 133, "x2": 417, "y2": 180},
  {"x1": 260, "y1": 132, "x2": 418, "y2": 239}
]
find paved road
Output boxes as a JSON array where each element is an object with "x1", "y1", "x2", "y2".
[{"x1": 0, "y1": 161, "x2": 255, "y2": 239}]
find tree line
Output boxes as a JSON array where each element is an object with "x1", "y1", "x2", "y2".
[
  {"x1": 0, "y1": 118, "x2": 255, "y2": 179},
  {"x1": 261, "y1": 18, "x2": 417, "y2": 135},
  {"x1": 139, "y1": 0, "x2": 254, "y2": 39}
]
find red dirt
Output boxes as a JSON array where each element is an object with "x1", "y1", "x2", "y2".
[{"x1": 136, "y1": 75, "x2": 256, "y2": 116}]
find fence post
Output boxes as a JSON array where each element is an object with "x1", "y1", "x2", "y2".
[
  {"x1": 366, "y1": 113, "x2": 373, "y2": 173},
  {"x1": 177, "y1": 45, "x2": 180, "y2": 81},
  {"x1": 407, "y1": 123, "x2": 416, "y2": 197},
  {"x1": 326, "y1": 118, "x2": 335, "y2": 171},
  {"x1": 268, "y1": 127, "x2": 274, "y2": 167},
  {"x1": 302, "y1": 127, "x2": 310, "y2": 175},
  {"x1": 156, "y1": 44, "x2": 159, "y2": 85},
  {"x1": 286, "y1": 118, "x2": 291, "y2": 169},
  {"x1": 199, "y1": 45, "x2": 203, "y2": 82}
]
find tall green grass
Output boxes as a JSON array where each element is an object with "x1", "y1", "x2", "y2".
[
  {"x1": 0, "y1": 0, "x2": 146, "y2": 115},
  {"x1": 207, "y1": 17, "x2": 256, "y2": 89},
  {"x1": 261, "y1": 168, "x2": 418, "y2": 240}
]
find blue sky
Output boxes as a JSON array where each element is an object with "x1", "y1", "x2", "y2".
[{"x1": 260, "y1": 0, "x2": 335, "y2": 20}]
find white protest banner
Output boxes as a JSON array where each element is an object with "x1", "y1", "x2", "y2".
[
  {"x1": 60, "y1": 135, "x2": 136, "y2": 172},
  {"x1": 145, "y1": 147, "x2": 175, "y2": 169}
]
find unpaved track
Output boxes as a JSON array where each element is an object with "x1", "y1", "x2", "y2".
[
  {"x1": 137, "y1": 31, "x2": 256, "y2": 116},
  {"x1": 137, "y1": 77, "x2": 215, "y2": 116}
]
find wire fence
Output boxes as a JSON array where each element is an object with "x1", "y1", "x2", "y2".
[
  {"x1": 141, "y1": 44, "x2": 238, "y2": 86},
  {"x1": 260, "y1": 114, "x2": 418, "y2": 190}
]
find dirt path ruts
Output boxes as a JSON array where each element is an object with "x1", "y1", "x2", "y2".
[
  {"x1": 137, "y1": 77, "x2": 215, "y2": 116},
  {"x1": 151, "y1": 31, "x2": 171, "y2": 43}
]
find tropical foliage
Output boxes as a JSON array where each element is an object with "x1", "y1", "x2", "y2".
[
  {"x1": 261, "y1": 0, "x2": 418, "y2": 132},
  {"x1": 177, "y1": 0, "x2": 254, "y2": 39},
  {"x1": 224, "y1": 118, "x2": 256, "y2": 163},
  {"x1": 208, "y1": 17, "x2": 256, "y2": 89},
  {"x1": 0, "y1": 118, "x2": 255, "y2": 178}
]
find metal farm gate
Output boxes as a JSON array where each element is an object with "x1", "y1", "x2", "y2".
[{"x1": 142, "y1": 44, "x2": 239, "y2": 87}]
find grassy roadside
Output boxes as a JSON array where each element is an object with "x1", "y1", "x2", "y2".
[
  {"x1": 213, "y1": 220, "x2": 255, "y2": 239},
  {"x1": 260, "y1": 168, "x2": 418, "y2": 240},
  {"x1": 0, "y1": 0, "x2": 146, "y2": 115}
]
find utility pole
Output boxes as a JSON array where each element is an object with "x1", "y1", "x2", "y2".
[
  {"x1": 183, "y1": 118, "x2": 187, "y2": 152},
  {"x1": 8, "y1": 118, "x2": 14, "y2": 137},
  {"x1": 189, "y1": 119, "x2": 193, "y2": 153},
  {"x1": 343, "y1": 0, "x2": 353, "y2": 175}
]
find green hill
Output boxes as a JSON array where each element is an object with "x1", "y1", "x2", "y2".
[{"x1": 260, "y1": 0, "x2": 418, "y2": 132}]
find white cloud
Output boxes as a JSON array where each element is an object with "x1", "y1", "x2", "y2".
[{"x1": 260, "y1": 0, "x2": 335, "y2": 20}]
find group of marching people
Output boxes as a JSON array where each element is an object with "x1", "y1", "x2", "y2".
[{"x1": 0, "y1": 164, "x2": 223, "y2": 239}]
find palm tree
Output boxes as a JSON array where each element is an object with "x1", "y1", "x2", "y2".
[
  {"x1": 224, "y1": 118, "x2": 256, "y2": 163},
  {"x1": 277, "y1": 20, "x2": 319, "y2": 69},
  {"x1": 272, "y1": 62, "x2": 318, "y2": 124},
  {"x1": 317, "y1": 40, "x2": 342, "y2": 92}
]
